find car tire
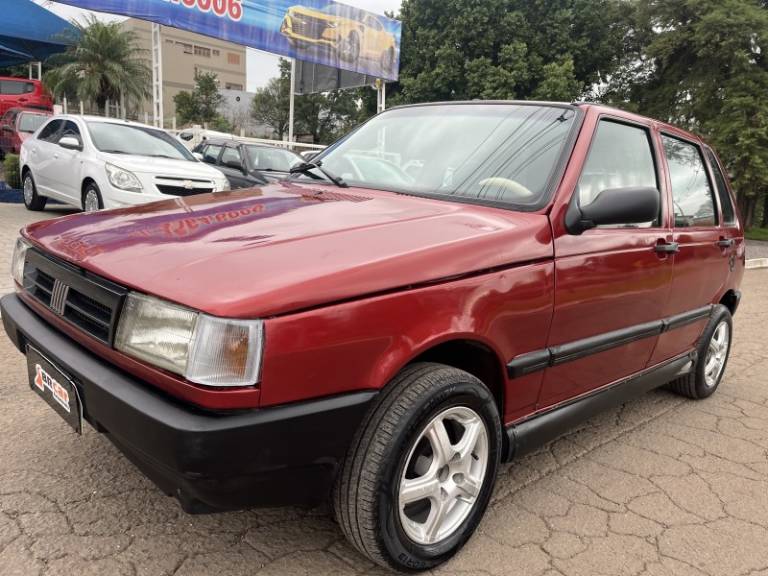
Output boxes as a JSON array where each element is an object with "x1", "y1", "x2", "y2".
[
  {"x1": 22, "y1": 171, "x2": 47, "y2": 211},
  {"x1": 82, "y1": 181, "x2": 103, "y2": 212},
  {"x1": 339, "y1": 31, "x2": 360, "y2": 62},
  {"x1": 380, "y1": 47, "x2": 395, "y2": 74},
  {"x1": 666, "y1": 304, "x2": 732, "y2": 399},
  {"x1": 333, "y1": 362, "x2": 501, "y2": 571}
]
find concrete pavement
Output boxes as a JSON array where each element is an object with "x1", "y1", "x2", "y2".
[{"x1": 1, "y1": 203, "x2": 767, "y2": 575}]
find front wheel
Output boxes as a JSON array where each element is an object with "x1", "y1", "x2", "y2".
[
  {"x1": 82, "y1": 181, "x2": 103, "y2": 212},
  {"x1": 334, "y1": 363, "x2": 501, "y2": 571}
]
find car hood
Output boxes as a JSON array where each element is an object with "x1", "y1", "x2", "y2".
[
  {"x1": 101, "y1": 154, "x2": 225, "y2": 180},
  {"x1": 22, "y1": 183, "x2": 552, "y2": 317}
]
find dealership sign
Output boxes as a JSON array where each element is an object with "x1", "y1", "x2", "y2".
[{"x1": 53, "y1": 0, "x2": 401, "y2": 80}]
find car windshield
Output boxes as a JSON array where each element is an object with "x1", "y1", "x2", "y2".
[
  {"x1": 18, "y1": 113, "x2": 48, "y2": 133},
  {"x1": 245, "y1": 146, "x2": 303, "y2": 172},
  {"x1": 310, "y1": 104, "x2": 578, "y2": 207},
  {"x1": 87, "y1": 122, "x2": 194, "y2": 161}
]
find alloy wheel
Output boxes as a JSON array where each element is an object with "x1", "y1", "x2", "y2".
[
  {"x1": 704, "y1": 320, "x2": 730, "y2": 388},
  {"x1": 84, "y1": 189, "x2": 100, "y2": 212},
  {"x1": 23, "y1": 176, "x2": 34, "y2": 205},
  {"x1": 398, "y1": 406, "x2": 489, "y2": 545}
]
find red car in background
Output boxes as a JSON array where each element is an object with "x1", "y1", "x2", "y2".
[
  {"x1": 0, "y1": 78, "x2": 53, "y2": 118},
  {"x1": 0, "y1": 108, "x2": 51, "y2": 158}
]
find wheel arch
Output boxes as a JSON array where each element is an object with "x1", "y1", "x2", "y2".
[{"x1": 718, "y1": 288, "x2": 740, "y2": 316}]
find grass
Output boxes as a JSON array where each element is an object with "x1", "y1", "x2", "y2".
[{"x1": 746, "y1": 227, "x2": 768, "y2": 242}]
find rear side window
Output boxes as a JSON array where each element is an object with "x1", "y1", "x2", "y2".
[
  {"x1": 37, "y1": 119, "x2": 63, "y2": 142},
  {"x1": 202, "y1": 144, "x2": 222, "y2": 164},
  {"x1": 577, "y1": 120, "x2": 659, "y2": 226},
  {"x1": 705, "y1": 149, "x2": 736, "y2": 225},
  {"x1": 662, "y1": 135, "x2": 717, "y2": 228},
  {"x1": 0, "y1": 80, "x2": 34, "y2": 95}
]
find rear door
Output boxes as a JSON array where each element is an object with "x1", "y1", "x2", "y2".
[
  {"x1": 0, "y1": 110, "x2": 16, "y2": 153},
  {"x1": 650, "y1": 134, "x2": 724, "y2": 363},
  {"x1": 540, "y1": 116, "x2": 674, "y2": 408}
]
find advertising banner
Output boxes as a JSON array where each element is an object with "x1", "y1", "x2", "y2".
[{"x1": 53, "y1": 0, "x2": 401, "y2": 80}]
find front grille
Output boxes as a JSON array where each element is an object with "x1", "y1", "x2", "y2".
[
  {"x1": 292, "y1": 16, "x2": 328, "y2": 39},
  {"x1": 156, "y1": 184, "x2": 214, "y2": 197},
  {"x1": 155, "y1": 176, "x2": 214, "y2": 197},
  {"x1": 23, "y1": 249, "x2": 126, "y2": 344}
]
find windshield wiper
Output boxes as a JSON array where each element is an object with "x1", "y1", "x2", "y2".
[{"x1": 289, "y1": 161, "x2": 348, "y2": 188}]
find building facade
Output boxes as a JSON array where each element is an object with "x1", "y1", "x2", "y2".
[{"x1": 121, "y1": 18, "x2": 247, "y2": 125}]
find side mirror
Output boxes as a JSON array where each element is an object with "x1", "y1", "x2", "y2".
[
  {"x1": 192, "y1": 152, "x2": 204, "y2": 161},
  {"x1": 565, "y1": 186, "x2": 660, "y2": 235},
  {"x1": 58, "y1": 136, "x2": 82, "y2": 151}
]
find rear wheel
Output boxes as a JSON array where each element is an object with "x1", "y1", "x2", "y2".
[
  {"x1": 22, "y1": 171, "x2": 47, "y2": 211},
  {"x1": 666, "y1": 304, "x2": 732, "y2": 399},
  {"x1": 334, "y1": 363, "x2": 501, "y2": 571},
  {"x1": 339, "y1": 31, "x2": 360, "y2": 62}
]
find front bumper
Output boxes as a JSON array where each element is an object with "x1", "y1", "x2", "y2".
[{"x1": 1, "y1": 293, "x2": 376, "y2": 512}]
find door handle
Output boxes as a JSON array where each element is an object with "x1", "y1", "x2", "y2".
[
  {"x1": 655, "y1": 241, "x2": 680, "y2": 254},
  {"x1": 717, "y1": 238, "x2": 734, "y2": 248}
]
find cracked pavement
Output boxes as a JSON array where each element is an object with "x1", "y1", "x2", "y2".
[{"x1": 1, "y1": 203, "x2": 767, "y2": 575}]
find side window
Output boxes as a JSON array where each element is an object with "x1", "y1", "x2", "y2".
[
  {"x1": 705, "y1": 148, "x2": 736, "y2": 226},
  {"x1": 202, "y1": 144, "x2": 222, "y2": 164},
  {"x1": 577, "y1": 120, "x2": 659, "y2": 227},
  {"x1": 662, "y1": 136, "x2": 717, "y2": 228},
  {"x1": 0, "y1": 80, "x2": 34, "y2": 95},
  {"x1": 37, "y1": 120, "x2": 63, "y2": 142},
  {"x1": 221, "y1": 146, "x2": 243, "y2": 169},
  {"x1": 61, "y1": 120, "x2": 81, "y2": 143}
]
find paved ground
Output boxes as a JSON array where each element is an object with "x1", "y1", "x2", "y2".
[
  {"x1": 1, "y1": 203, "x2": 768, "y2": 576},
  {"x1": 747, "y1": 240, "x2": 768, "y2": 260}
]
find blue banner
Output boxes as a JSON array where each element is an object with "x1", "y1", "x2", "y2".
[{"x1": 53, "y1": 0, "x2": 401, "y2": 80}]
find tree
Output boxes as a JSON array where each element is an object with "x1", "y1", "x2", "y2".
[
  {"x1": 174, "y1": 71, "x2": 225, "y2": 126},
  {"x1": 251, "y1": 60, "x2": 291, "y2": 139},
  {"x1": 390, "y1": 0, "x2": 627, "y2": 105},
  {"x1": 602, "y1": 0, "x2": 768, "y2": 227},
  {"x1": 43, "y1": 16, "x2": 149, "y2": 110}
]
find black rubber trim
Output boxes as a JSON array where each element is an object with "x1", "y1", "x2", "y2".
[
  {"x1": 1, "y1": 293, "x2": 377, "y2": 512},
  {"x1": 506, "y1": 306, "x2": 713, "y2": 378},
  {"x1": 504, "y1": 352, "x2": 695, "y2": 460},
  {"x1": 662, "y1": 305, "x2": 713, "y2": 332},
  {"x1": 732, "y1": 291, "x2": 742, "y2": 315}
]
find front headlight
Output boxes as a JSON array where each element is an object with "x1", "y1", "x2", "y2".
[
  {"x1": 11, "y1": 237, "x2": 31, "y2": 286},
  {"x1": 105, "y1": 163, "x2": 142, "y2": 192},
  {"x1": 115, "y1": 292, "x2": 264, "y2": 387}
]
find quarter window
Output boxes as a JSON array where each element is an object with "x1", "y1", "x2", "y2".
[
  {"x1": 577, "y1": 120, "x2": 659, "y2": 226},
  {"x1": 705, "y1": 149, "x2": 736, "y2": 226},
  {"x1": 37, "y1": 120, "x2": 63, "y2": 142},
  {"x1": 662, "y1": 136, "x2": 717, "y2": 228}
]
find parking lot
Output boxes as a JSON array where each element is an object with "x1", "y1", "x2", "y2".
[{"x1": 1, "y1": 203, "x2": 767, "y2": 576}]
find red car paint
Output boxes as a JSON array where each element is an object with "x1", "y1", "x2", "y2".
[
  {"x1": 0, "y1": 78, "x2": 53, "y2": 117},
  {"x1": 0, "y1": 108, "x2": 51, "y2": 156},
  {"x1": 18, "y1": 103, "x2": 745, "y2": 420}
]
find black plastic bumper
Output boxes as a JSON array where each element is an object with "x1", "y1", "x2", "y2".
[{"x1": 1, "y1": 293, "x2": 376, "y2": 512}]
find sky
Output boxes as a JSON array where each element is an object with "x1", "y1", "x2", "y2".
[{"x1": 35, "y1": 0, "x2": 402, "y2": 90}]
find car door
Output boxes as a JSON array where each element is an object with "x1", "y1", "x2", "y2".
[
  {"x1": 539, "y1": 117, "x2": 674, "y2": 408},
  {"x1": 218, "y1": 145, "x2": 252, "y2": 189},
  {"x1": 46, "y1": 120, "x2": 84, "y2": 202},
  {"x1": 27, "y1": 118, "x2": 64, "y2": 196},
  {"x1": 649, "y1": 135, "x2": 730, "y2": 364},
  {"x1": 0, "y1": 110, "x2": 15, "y2": 154}
]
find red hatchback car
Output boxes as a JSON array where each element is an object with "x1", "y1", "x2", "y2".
[
  {"x1": 0, "y1": 77, "x2": 52, "y2": 117},
  {"x1": 0, "y1": 108, "x2": 51, "y2": 158},
  {"x1": 2, "y1": 102, "x2": 744, "y2": 571}
]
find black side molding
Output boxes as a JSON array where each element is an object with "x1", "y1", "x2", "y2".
[
  {"x1": 504, "y1": 352, "x2": 695, "y2": 461},
  {"x1": 506, "y1": 305, "x2": 713, "y2": 378}
]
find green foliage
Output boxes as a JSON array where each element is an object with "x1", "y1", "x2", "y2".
[
  {"x1": 391, "y1": 0, "x2": 627, "y2": 104},
  {"x1": 3, "y1": 154, "x2": 21, "y2": 190},
  {"x1": 174, "y1": 71, "x2": 225, "y2": 126},
  {"x1": 745, "y1": 227, "x2": 768, "y2": 241},
  {"x1": 252, "y1": 59, "x2": 360, "y2": 144},
  {"x1": 601, "y1": 0, "x2": 768, "y2": 227},
  {"x1": 43, "y1": 16, "x2": 150, "y2": 108}
]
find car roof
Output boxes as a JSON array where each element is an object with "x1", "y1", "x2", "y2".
[
  {"x1": 47, "y1": 114, "x2": 163, "y2": 130},
  {"x1": 202, "y1": 138, "x2": 300, "y2": 153}
]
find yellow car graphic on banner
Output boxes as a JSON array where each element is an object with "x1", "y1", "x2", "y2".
[{"x1": 281, "y1": 4, "x2": 398, "y2": 74}]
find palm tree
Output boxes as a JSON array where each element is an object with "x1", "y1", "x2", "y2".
[{"x1": 44, "y1": 16, "x2": 150, "y2": 111}]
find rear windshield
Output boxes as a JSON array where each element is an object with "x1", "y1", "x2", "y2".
[
  {"x1": 17, "y1": 113, "x2": 49, "y2": 133},
  {"x1": 310, "y1": 104, "x2": 578, "y2": 208}
]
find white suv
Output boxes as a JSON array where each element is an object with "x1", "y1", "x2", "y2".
[{"x1": 19, "y1": 115, "x2": 230, "y2": 212}]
